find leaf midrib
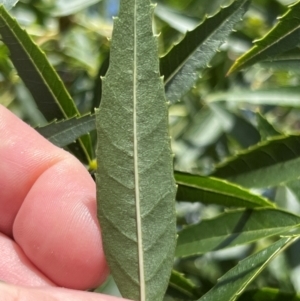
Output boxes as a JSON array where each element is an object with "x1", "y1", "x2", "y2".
[{"x1": 133, "y1": 1, "x2": 145, "y2": 300}]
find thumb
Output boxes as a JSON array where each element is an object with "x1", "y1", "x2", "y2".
[{"x1": 0, "y1": 282, "x2": 131, "y2": 301}]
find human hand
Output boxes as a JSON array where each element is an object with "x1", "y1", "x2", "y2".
[{"x1": 0, "y1": 105, "x2": 130, "y2": 300}]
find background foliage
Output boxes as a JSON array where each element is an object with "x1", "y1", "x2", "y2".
[{"x1": 2, "y1": 0, "x2": 300, "y2": 300}]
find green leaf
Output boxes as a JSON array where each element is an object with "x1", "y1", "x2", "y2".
[
  {"x1": 169, "y1": 270, "x2": 201, "y2": 299},
  {"x1": 176, "y1": 208, "x2": 300, "y2": 257},
  {"x1": 197, "y1": 237, "x2": 296, "y2": 301},
  {"x1": 95, "y1": 0, "x2": 177, "y2": 300},
  {"x1": 259, "y1": 48, "x2": 300, "y2": 73},
  {"x1": 35, "y1": 114, "x2": 95, "y2": 148},
  {"x1": 160, "y1": 0, "x2": 250, "y2": 103},
  {"x1": 212, "y1": 135, "x2": 300, "y2": 188},
  {"x1": 286, "y1": 179, "x2": 300, "y2": 203},
  {"x1": 256, "y1": 112, "x2": 281, "y2": 141},
  {"x1": 237, "y1": 287, "x2": 300, "y2": 301},
  {"x1": 0, "y1": 0, "x2": 18, "y2": 10},
  {"x1": 48, "y1": 0, "x2": 102, "y2": 17},
  {"x1": 175, "y1": 171, "x2": 274, "y2": 208},
  {"x1": 228, "y1": 1, "x2": 300, "y2": 74},
  {"x1": 206, "y1": 87, "x2": 300, "y2": 107},
  {"x1": 0, "y1": 5, "x2": 93, "y2": 162}
]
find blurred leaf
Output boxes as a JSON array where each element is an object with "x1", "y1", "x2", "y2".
[
  {"x1": 35, "y1": 114, "x2": 95, "y2": 147},
  {"x1": 175, "y1": 171, "x2": 274, "y2": 208},
  {"x1": 169, "y1": 270, "x2": 201, "y2": 299},
  {"x1": 207, "y1": 87, "x2": 300, "y2": 107},
  {"x1": 237, "y1": 287, "x2": 300, "y2": 301},
  {"x1": 286, "y1": 179, "x2": 300, "y2": 203},
  {"x1": 229, "y1": 1, "x2": 300, "y2": 74},
  {"x1": 212, "y1": 135, "x2": 300, "y2": 188},
  {"x1": 160, "y1": 0, "x2": 250, "y2": 103},
  {"x1": 0, "y1": 5, "x2": 93, "y2": 162},
  {"x1": 256, "y1": 112, "x2": 281, "y2": 141},
  {"x1": 259, "y1": 48, "x2": 300, "y2": 73},
  {"x1": 197, "y1": 237, "x2": 296, "y2": 301},
  {"x1": 176, "y1": 208, "x2": 300, "y2": 257},
  {"x1": 0, "y1": 0, "x2": 18, "y2": 11},
  {"x1": 155, "y1": 4, "x2": 199, "y2": 33},
  {"x1": 48, "y1": 0, "x2": 102, "y2": 17}
]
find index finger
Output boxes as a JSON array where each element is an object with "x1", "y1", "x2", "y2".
[{"x1": 0, "y1": 105, "x2": 108, "y2": 290}]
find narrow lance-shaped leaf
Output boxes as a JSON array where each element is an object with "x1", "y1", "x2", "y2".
[
  {"x1": 228, "y1": 0, "x2": 300, "y2": 74},
  {"x1": 197, "y1": 237, "x2": 297, "y2": 301},
  {"x1": 0, "y1": 5, "x2": 93, "y2": 162},
  {"x1": 176, "y1": 208, "x2": 300, "y2": 258},
  {"x1": 237, "y1": 288, "x2": 300, "y2": 301},
  {"x1": 212, "y1": 135, "x2": 300, "y2": 188},
  {"x1": 175, "y1": 171, "x2": 274, "y2": 208},
  {"x1": 96, "y1": 0, "x2": 177, "y2": 300},
  {"x1": 206, "y1": 86, "x2": 300, "y2": 108},
  {"x1": 35, "y1": 114, "x2": 96, "y2": 148},
  {"x1": 160, "y1": 0, "x2": 250, "y2": 103}
]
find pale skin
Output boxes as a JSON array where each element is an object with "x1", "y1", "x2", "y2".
[{"x1": 0, "y1": 105, "x2": 131, "y2": 301}]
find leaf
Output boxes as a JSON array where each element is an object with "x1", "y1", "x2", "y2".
[
  {"x1": 256, "y1": 112, "x2": 281, "y2": 141},
  {"x1": 206, "y1": 87, "x2": 300, "y2": 107},
  {"x1": 48, "y1": 0, "x2": 102, "y2": 17},
  {"x1": 228, "y1": 1, "x2": 300, "y2": 74},
  {"x1": 176, "y1": 208, "x2": 300, "y2": 258},
  {"x1": 237, "y1": 287, "x2": 300, "y2": 301},
  {"x1": 197, "y1": 237, "x2": 297, "y2": 301},
  {"x1": 0, "y1": 0, "x2": 18, "y2": 10},
  {"x1": 155, "y1": 4, "x2": 199, "y2": 33},
  {"x1": 35, "y1": 114, "x2": 95, "y2": 148},
  {"x1": 160, "y1": 0, "x2": 250, "y2": 103},
  {"x1": 175, "y1": 171, "x2": 274, "y2": 208},
  {"x1": 95, "y1": 0, "x2": 177, "y2": 300},
  {"x1": 212, "y1": 135, "x2": 300, "y2": 188},
  {"x1": 259, "y1": 48, "x2": 300, "y2": 73},
  {"x1": 0, "y1": 5, "x2": 93, "y2": 162},
  {"x1": 169, "y1": 270, "x2": 201, "y2": 299}
]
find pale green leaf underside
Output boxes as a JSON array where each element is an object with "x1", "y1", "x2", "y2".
[
  {"x1": 197, "y1": 237, "x2": 296, "y2": 301},
  {"x1": 206, "y1": 87, "x2": 300, "y2": 107},
  {"x1": 229, "y1": 1, "x2": 300, "y2": 74},
  {"x1": 176, "y1": 208, "x2": 300, "y2": 257},
  {"x1": 212, "y1": 135, "x2": 300, "y2": 188},
  {"x1": 0, "y1": 0, "x2": 18, "y2": 10},
  {"x1": 48, "y1": 0, "x2": 101, "y2": 17},
  {"x1": 161, "y1": 0, "x2": 250, "y2": 103},
  {"x1": 96, "y1": 1, "x2": 176, "y2": 301},
  {"x1": 175, "y1": 171, "x2": 274, "y2": 208}
]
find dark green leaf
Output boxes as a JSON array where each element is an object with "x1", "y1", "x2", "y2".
[
  {"x1": 176, "y1": 208, "x2": 300, "y2": 257},
  {"x1": 169, "y1": 270, "x2": 201, "y2": 299},
  {"x1": 35, "y1": 114, "x2": 95, "y2": 148},
  {"x1": 237, "y1": 287, "x2": 300, "y2": 301},
  {"x1": 212, "y1": 135, "x2": 300, "y2": 188},
  {"x1": 229, "y1": 1, "x2": 300, "y2": 74},
  {"x1": 197, "y1": 237, "x2": 296, "y2": 301},
  {"x1": 175, "y1": 171, "x2": 274, "y2": 208},
  {"x1": 256, "y1": 112, "x2": 281, "y2": 141},
  {"x1": 160, "y1": 0, "x2": 250, "y2": 103},
  {"x1": 0, "y1": 5, "x2": 93, "y2": 162}
]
